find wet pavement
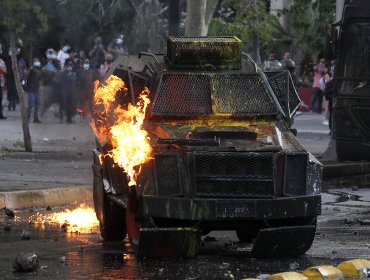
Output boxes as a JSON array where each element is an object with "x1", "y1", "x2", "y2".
[{"x1": 1, "y1": 187, "x2": 370, "y2": 279}]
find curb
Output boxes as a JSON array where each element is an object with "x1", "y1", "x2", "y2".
[
  {"x1": 322, "y1": 161, "x2": 370, "y2": 179},
  {"x1": 0, "y1": 186, "x2": 92, "y2": 209}
]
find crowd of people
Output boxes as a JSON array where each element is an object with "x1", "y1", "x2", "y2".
[
  {"x1": 0, "y1": 34, "x2": 128, "y2": 123},
  {"x1": 262, "y1": 51, "x2": 335, "y2": 128},
  {"x1": 1, "y1": 38, "x2": 335, "y2": 128}
]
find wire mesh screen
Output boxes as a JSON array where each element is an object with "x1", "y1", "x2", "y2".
[
  {"x1": 212, "y1": 73, "x2": 276, "y2": 114},
  {"x1": 284, "y1": 153, "x2": 308, "y2": 196},
  {"x1": 194, "y1": 152, "x2": 274, "y2": 198},
  {"x1": 155, "y1": 154, "x2": 182, "y2": 196},
  {"x1": 167, "y1": 36, "x2": 241, "y2": 69},
  {"x1": 287, "y1": 74, "x2": 301, "y2": 114},
  {"x1": 152, "y1": 74, "x2": 212, "y2": 115},
  {"x1": 266, "y1": 71, "x2": 300, "y2": 117},
  {"x1": 152, "y1": 73, "x2": 277, "y2": 116}
]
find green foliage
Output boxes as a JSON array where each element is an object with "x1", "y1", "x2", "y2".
[
  {"x1": 208, "y1": 0, "x2": 280, "y2": 51},
  {"x1": 0, "y1": 0, "x2": 48, "y2": 34},
  {"x1": 284, "y1": 0, "x2": 336, "y2": 58},
  {"x1": 13, "y1": 139, "x2": 25, "y2": 149}
]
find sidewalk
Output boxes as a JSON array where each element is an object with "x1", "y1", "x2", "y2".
[
  {"x1": 0, "y1": 109, "x2": 368, "y2": 209},
  {"x1": 0, "y1": 108, "x2": 95, "y2": 208}
]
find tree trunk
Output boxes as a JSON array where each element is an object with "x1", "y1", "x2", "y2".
[
  {"x1": 10, "y1": 32, "x2": 32, "y2": 152},
  {"x1": 185, "y1": 0, "x2": 207, "y2": 36},
  {"x1": 169, "y1": 0, "x2": 180, "y2": 36},
  {"x1": 251, "y1": 31, "x2": 261, "y2": 65},
  {"x1": 203, "y1": 0, "x2": 219, "y2": 35}
]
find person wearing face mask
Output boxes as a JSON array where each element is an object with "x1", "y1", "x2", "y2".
[
  {"x1": 57, "y1": 45, "x2": 70, "y2": 70},
  {"x1": 98, "y1": 53, "x2": 113, "y2": 79},
  {"x1": 89, "y1": 36, "x2": 106, "y2": 71},
  {"x1": 60, "y1": 59, "x2": 77, "y2": 124},
  {"x1": 76, "y1": 58, "x2": 98, "y2": 117},
  {"x1": 107, "y1": 34, "x2": 128, "y2": 60},
  {"x1": 25, "y1": 58, "x2": 42, "y2": 123}
]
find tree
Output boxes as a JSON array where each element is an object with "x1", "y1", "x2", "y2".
[
  {"x1": 0, "y1": 0, "x2": 48, "y2": 152},
  {"x1": 285, "y1": 0, "x2": 336, "y2": 61},
  {"x1": 208, "y1": 0, "x2": 280, "y2": 64},
  {"x1": 130, "y1": 0, "x2": 169, "y2": 53},
  {"x1": 185, "y1": 0, "x2": 219, "y2": 36}
]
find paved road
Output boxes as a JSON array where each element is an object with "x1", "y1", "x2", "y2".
[{"x1": 0, "y1": 186, "x2": 369, "y2": 279}]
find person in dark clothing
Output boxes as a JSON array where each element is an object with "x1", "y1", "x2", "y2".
[
  {"x1": 324, "y1": 75, "x2": 334, "y2": 131},
  {"x1": 89, "y1": 36, "x2": 106, "y2": 71},
  {"x1": 0, "y1": 44, "x2": 6, "y2": 119},
  {"x1": 25, "y1": 59, "x2": 42, "y2": 123},
  {"x1": 3, "y1": 54, "x2": 16, "y2": 112},
  {"x1": 76, "y1": 58, "x2": 99, "y2": 117},
  {"x1": 60, "y1": 59, "x2": 77, "y2": 124}
]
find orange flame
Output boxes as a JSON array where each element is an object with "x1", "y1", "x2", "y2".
[
  {"x1": 30, "y1": 204, "x2": 99, "y2": 233},
  {"x1": 92, "y1": 75, "x2": 152, "y2": 186}
]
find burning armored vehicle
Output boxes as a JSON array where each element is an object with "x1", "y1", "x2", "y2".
[{"x1": 92, "y1": 37, "x2": 322, "y2": 258}]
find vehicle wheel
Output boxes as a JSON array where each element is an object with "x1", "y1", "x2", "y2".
[
  {"x1": 236, "y1": 227, "x2": 261, "y2": 243},
  {"x1": 93, "y1": 163, "x2": 127, "y2": 241},
  {"x1": 99, "y1": 195, "x2": 127, "y2": 241}
]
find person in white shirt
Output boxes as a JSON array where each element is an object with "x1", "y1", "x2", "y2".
[{"x1": 57, "y1": 45, "x2": 70, "y2": 70}]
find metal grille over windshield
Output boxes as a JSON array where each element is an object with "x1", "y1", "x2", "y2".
[{"x1": 152, "y1": 73, "x2": 277, "y2": 116}]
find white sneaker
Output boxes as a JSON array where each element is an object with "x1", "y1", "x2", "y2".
[{"x1": 322, "y1": 119, "x2": 329, "y2": 125}]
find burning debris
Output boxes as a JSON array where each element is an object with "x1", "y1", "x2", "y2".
[
  {"x1": 29, "y1": 204, "x2": 99, "y2": 233},
  {"x1": 91, "y1": 75, "x2": 152, "y2": 186}
]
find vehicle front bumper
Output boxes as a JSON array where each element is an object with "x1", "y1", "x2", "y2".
[{"x1": 142, "y1": 195, "x2": 321, "y2": 221}]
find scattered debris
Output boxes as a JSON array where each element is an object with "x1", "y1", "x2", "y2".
[
  {"x1": 224, "y1": 271, "x2": 234, "y2": 279},
  {"x1": 333, "y1": 207, "x2": 341, "y2": 211},
  {"x1": 289, "y1": 262, "x2": 300, "y2": 270},
  {"x1": 12, "y1": 253, "x2": 39, "y2": 272},
  {"x1": 352, "y1": 186, "x2": 359, "y2": 191},
  {"x1": 344, "y1": 218, "x2": 356, "y2": 225},
  {"x1": 354, "y1": 231, "x2": 358, "y2": 236},
  {"x1": 41, "y1": 265, "x2": 48, "y2": 270},
  {"x1": 359, "y1": 220, "x2": 370, "y2": 226},
  {"x1": 21, "y1": 230, "x2": 31, "y2": 240},
  {"x1": 220, "y1": 262, "x2": 230, "y2": 270},
  {"x1": 59, "y1": 256, "x2": 66, "y2": 263},
  {"x1": 46, "y1": 206, "x2": 52, "y2": 211},
  {"x1": 42, "y1": 137, "x2": 49, "y2": 142},
  {"x1": 4, "y1": 208, "x2": 15, "y2": 218},
  {"x1": 61, "y1": 222, "x2": 69, "y2": 231}
]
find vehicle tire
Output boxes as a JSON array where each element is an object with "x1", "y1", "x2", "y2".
[
  {"x1": 93, "y1": 162, "x2": 127, "y2": 241},
  {"x1": 235, "y1": 227, "x2": 261, "y2": 243},
  {"x1": 99, "y1": 195, "x2": 127, "y2": 241}
]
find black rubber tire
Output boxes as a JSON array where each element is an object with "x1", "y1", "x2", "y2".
[
  {"x1": 235, "y1": 227, "x2": 261, "y2": 243},
  {"x1": 93, "y1": 162, "x2": 127, "y2": 241},
  {"x1": 99, "y1": 195, "x2": 127, "y2": 241}
]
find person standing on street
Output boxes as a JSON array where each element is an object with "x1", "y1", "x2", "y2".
[
  {"x1": 0, "y1": 42, "x2": 7, "y2": 119},
  {"x1": 25, "y1": 58, "x2": 42, "y2": 123},
  {"x1": 107, "y1": 34, "x2": 128, "y2": 59},
  {"x1": 309, "y1": 58, "x2": 328, "y2": 114},
  {"x1": 57, "y1": 45, "x2": 70, "y2": 70}
]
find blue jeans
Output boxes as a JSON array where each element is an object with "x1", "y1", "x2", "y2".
[{"x1": 27, "y1": 91, "x2": 39, "y2": 121}]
